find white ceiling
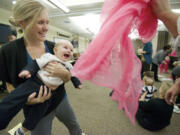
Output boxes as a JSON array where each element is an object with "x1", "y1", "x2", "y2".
[{"x1": 0, "y1": 0, "x2": 180, "y2": 39}]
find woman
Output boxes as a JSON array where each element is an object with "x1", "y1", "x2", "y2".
[
  {"x1": 136, "y1": 82, "x2": 173, "y2": 131},
  {"x1": 0, "y1": 0, "x2": 83, "y2": 135}
]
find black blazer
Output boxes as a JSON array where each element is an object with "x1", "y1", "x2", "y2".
[{"x1": 0, "y1": 37, "x2": 54, "y2": 87}]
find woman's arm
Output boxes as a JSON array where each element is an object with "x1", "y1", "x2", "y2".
[{"x1": 44, "y1": 61, "x2": 71, "y2": 83}]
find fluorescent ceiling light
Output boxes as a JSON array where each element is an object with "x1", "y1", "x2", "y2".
[
  {"x1": 41, "y1": 0, "x2": 56, "y2": 8},
  {"x1": 12, "y1": 0, "x2": 16, "y2": 4},
  {"x1": 69, "y1": 14, "x2": 101, "y2": 35},
  {"x1": 48, "y1": 0, "x2": 70, "y2": 13},
  {"x1": 172, "y1": 9, "x2": 180, "y2": 14}
]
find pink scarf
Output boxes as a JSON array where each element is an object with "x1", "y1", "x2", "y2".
[{"x1": 71, "y1": 0, "x2": 157, "y2": 124}]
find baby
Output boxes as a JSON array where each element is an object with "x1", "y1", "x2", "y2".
[
  {"x1": 141, "y1": 71, "x2": 157, "y2": 101},
  {"x1": 0, "y1": 40, "x2": 82, "y2": 135},
  {"x1": 159, "y1": 56, "x2": 170, "y2": 73}
]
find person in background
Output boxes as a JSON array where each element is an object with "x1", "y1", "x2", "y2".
[
  {"x1": 141, "y1": 42, "x2": 153, "y2": 76},
  {"x1": 141, "y1": 72, "x2": 157, "y2": 102},
  {"x1": 136, "y1": 82, "x2": 173, "y2": 131},
  {"x1": 0, "y1": 0, "x2": 86, "y2": 135},
  {"x1": 7, "y1": 34, "x2": 17, "y2": 42},
  {"x1": 152, "y1": 45, "x2": 171, "y2": 82},
  {"x1": 0, "y1": 31, "x2": 17, "y2": 93},
  {"x1": 168, "y1": 65, "x2": 180, "y2": 113},
  {"x1": 159, "y1": 56, "x2": 170, "y2": 74},
  {"x1": 150, "y1": 0, "x2": 180, "y2": 105}
]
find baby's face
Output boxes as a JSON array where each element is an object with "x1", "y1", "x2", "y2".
[{"x1": 54, "y1": 43, "x2": 73, "y2": 62}]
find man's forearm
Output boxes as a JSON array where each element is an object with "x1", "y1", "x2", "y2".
[{"x1": 175, "y1": 78, "x2": 180, "y2": 88}]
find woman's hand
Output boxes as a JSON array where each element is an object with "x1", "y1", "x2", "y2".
[
  {"x1": 44, "y1": 61, "x2": 71, "y2": 82},
  {"x1": 26, "y1": 85, "x2": 52, "y2": 105}
]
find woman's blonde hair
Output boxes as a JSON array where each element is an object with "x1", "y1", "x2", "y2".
[
  {"x1": 159, "y1": 82, "x2": 172, "y2": 98},
  {"x1": 9, "y1": 0, "x2": 46, "y2": 32}
]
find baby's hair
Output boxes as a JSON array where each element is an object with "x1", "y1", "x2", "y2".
[
  {"x1": 143, "y1": 71, "x2": 154, "y2": 78},
  {"x1": 55, "y1": 39, "x2": 73, "y2": 48},
  {"x1": 159, "y1": 82, "x2": 172, "y2": 98},
  {"x1": 144, "y1": 77, "x2": 154, "y2": 86}
]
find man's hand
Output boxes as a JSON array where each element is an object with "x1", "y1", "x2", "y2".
[
  {"x1": 151, "y1": 0, "x2": 171, "y2": 20},
  {"x1": 165, "y1": 79, "x2": 180, "y2": 105}
]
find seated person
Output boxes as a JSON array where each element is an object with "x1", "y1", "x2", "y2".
[
  {"x1": 136, "y1": 82, "x2": 173, "y2": 131},
  {"x1": 0, "y1": 40, "x2": 82, "y2": 134},
  {"x1": 141, "y1": 76, "x2": 157, "y2": 101},
  {"x1": 171, "y1": 65, "x2": 180, "y2": 113},
  {"x1": 159, "y1": 56, "x2": 170, "y2": 73},
  {"x1": 173, "y1": 61, "x2": 180, "y2": 67}
]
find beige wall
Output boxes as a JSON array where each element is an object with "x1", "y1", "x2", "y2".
[
  {"x1": 0, "y1": 8, "x2": 88, "y2": 53},
  {"x1": 0, "y1": 8, "x2": 11, "y2": 25},
  {"x1": 152, "y1": 33, "x2": 158, "y2": 56}
]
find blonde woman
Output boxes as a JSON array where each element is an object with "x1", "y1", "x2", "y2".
[{"x1": 0, "y1": 0, "x2": 85, "y2": 135}]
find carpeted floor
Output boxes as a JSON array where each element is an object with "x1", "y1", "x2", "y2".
[{"x1": 0, "y1": 72, "x2": 180, "y2": 135}]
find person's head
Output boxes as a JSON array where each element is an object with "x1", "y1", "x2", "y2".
[
  {"x1": 165, "y1": 56, "x2": 170, "y2": 61},
  {"x1": 7, "y1": 34, "x2": 17, "y2": 42},
  {"x1": 163, "y1": 45, "x2": 172, "y2": 54},
  {"x1": 9, "y1": 0, "x2": 48, "y2": 42},
  {"x1": 158, "y1": 82, "x2": 172, "y2": 99},
  {"x1": 54, "y1": 40, "x2": 74, "y2": 62},
  {"x1": 142, "y1": 71, "x2": 154, "y2": 85},
  {"x1": 144, "y1": 77, "x2": 154, "y2": 86},
  {"x1": 143, "y1": 71, "x2": 154, "y2": 78}
]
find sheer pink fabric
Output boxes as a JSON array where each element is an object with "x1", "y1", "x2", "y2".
[{"x1": 71, "y1": 0, "x2": 157, "y2": 124}]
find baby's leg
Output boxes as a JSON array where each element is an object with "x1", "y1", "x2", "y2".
[
  {"x1": 159, "y1": 64, "x2": 164, "y2": 73},
  {"x1": 22, "y1": 78, "x2": 51, "y2": 131},
  {"x1": 22, "y1": 98, "x2": 51, "y2": 130},
  {"x1": 164, "y1": 64, "x2": 169, "y2": 73},
  {"x1": 0, "y1": 78, "x2": 39, "y2": 130}
]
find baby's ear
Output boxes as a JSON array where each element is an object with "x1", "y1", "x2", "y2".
[{"x1": 53, "y1": 46, "x2": 57, "y2": 53}]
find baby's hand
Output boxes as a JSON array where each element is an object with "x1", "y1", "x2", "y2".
[
  {"x1": 77, "y1": 85, "x2": 82, "y2": 89},
  {"x1": 173, "y1": 61, "x2": 178, "y2": 66},
  {"x1": 19, "y1": 70, "x2": 31, "y2": 78}
]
